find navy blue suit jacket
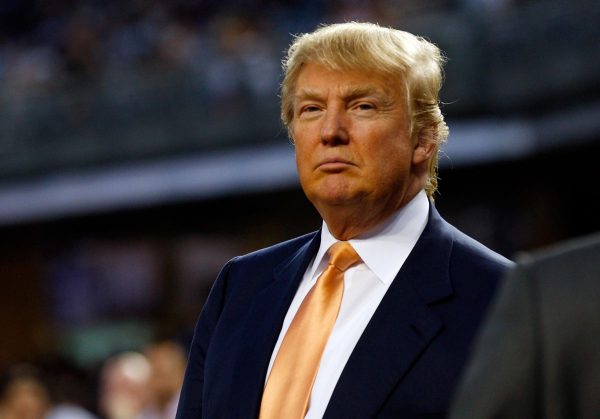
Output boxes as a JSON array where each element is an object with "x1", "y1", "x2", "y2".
[{"x1": 176, "y1": 205, "x2": 513, "y2": 419}]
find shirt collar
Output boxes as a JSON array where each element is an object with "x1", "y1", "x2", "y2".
[{"x1": 307, "y1": 190, "x2": 430, "y2": 285}]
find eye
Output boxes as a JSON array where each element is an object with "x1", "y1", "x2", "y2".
[
  {"x1": 354, "y1": 102, "x2": 375, "y2": 111},
  {"x1": 297, "y1": 104, "x2": 322, "y2": 118},
  {"x1": 302, "y1": 105, "x2": 321, "y2": 113}
]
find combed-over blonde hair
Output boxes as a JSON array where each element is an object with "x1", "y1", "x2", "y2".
[{"x1": 281, "y1": 22, "x2": 449, "y2": 197}]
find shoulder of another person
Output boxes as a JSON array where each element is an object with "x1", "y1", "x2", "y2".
[
  {"x1": 513, "y1": 232, "x2": 600, "y2": 291},
  {"x1": 524, "y1": 231, "x2": 600, "y2": 269}
]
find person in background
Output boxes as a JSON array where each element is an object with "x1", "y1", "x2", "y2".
[
  {"x1": 177, "y1": 21, "x2": 513, "y2": 418},
  {"x1": 137, "y1": 341, "x2": 186, "y2": 419},
  {"x1": 99, "y1": 352, "x2": 150, "y2": 419},
  {"x1": 44, "y1": 357, "x2": 98, "y2": 419},
  {"x1": 0, "y1": 365, "x2": 50, "y2": 419},
  {"x1": 450, "y1": 232, "x2": 600, "y2": 419}
]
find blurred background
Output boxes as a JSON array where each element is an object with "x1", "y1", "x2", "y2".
[{"x1": 0, "y1": 0, "x2": 599, "y2": 417}]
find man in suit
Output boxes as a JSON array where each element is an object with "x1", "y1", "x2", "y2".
[
  {"x1": 176, "y1": 22, "x2": 512, "y2": 419},
  {"x1": 450, "y1": 232, "x2": 600, "y2": 419}
]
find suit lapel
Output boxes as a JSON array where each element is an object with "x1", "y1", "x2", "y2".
[
  {"x1": 231, "y1": 233, "x2": 321, "y2": 418},
  {"x1": 324, "y1": 205, "x2": 454, "y2": 418}
]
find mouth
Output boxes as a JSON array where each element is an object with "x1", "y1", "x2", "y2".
[{"x1": 316, "y1": 158, "x2": 356, "y2": 172}]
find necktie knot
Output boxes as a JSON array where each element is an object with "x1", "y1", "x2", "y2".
[{"x1": 328, "y1": 241, "x2": 361, "y2": 272}]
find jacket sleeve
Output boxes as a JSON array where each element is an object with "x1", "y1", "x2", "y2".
[
  {"x1": 449, "y1": 263, "x2": 540, "y2": 419},
  {"x1": 176, "y1": 258, "x2": 237, "y2": 419}
]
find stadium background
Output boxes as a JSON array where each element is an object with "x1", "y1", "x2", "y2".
[{"x1": 0, "y1": 0, "x2": 599, "y2": 413}]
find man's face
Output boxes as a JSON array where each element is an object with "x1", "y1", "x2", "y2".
[{"x1": 292, "y1": 62, "x2": 428, "y2": 229}]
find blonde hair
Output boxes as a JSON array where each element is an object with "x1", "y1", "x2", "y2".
[{"x1": 281, "y1": 22, "x2": 449, "y2": 197}]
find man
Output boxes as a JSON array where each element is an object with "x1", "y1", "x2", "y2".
[
  {"x1": 99, "y1": 352, "x2": 151, "y2": 419},
  {"x1": 450, "y1": 232, "x2": 600, "y2": 419},
  {"x1": 0, "y1": 365, "x2": 50, "y2": 419},
  {"x1": 176, "y1": 22, "x2": 512, "y2": 419},
  {"x1": 138, "y1": 341, "x2": 187, "y2": 419}
]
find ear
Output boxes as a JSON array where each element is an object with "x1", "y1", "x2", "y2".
[{"x1": 412, "y1": 127, "x2": 436, "y2": 165}]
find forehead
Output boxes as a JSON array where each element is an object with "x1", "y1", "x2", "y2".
[{"x1": 293, "y1": 62, "x2": 399, "y2": 98}]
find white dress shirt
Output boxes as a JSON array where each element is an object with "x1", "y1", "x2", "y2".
[{"x1": 265, "y1": 190, "x2": 430, "y2": 418}]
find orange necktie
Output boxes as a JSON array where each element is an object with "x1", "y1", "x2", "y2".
[{"x1": 259, "y1": 241, "x2": 361, "y2": 419}]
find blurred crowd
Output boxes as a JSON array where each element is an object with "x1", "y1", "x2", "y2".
[
  {"x1": 0, "y1": 0, "x2": 519, "y2": 100},
  {"x1": 0, "y1": 1, "x2": 540, "y2": 417},
  {"x1": 0, "y1": 341, "x2": 186, "y2": 419}
]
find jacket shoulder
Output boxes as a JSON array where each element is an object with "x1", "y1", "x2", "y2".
[
  {"x1": 234, "y1": 231, "x2": 318, "y2": 266},
  {"x1": 448, "y1": 224, "x2": 514, "y2": 273},
  {"x1": 219, "y1": 232, "x2": 319, "y2": 288},
  {"x1": 428, "y1": 204, "x2": 513, "y2": 274}
]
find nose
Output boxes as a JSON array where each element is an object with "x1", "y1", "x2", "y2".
[{"x1": 320, "y1": 105, "x2": 349, "y2": 145}]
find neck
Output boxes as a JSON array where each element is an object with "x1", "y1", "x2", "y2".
[{"x1": 321, "y1": 188, "x2": 422, "y2": 240}]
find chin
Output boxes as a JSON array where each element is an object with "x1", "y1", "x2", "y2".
[
  {"x1": 309, "y1": 190, "x2": 362, "y2": 209},
  {"x1": 302, "y1": 176, "x2": 365, "y2": 206}
]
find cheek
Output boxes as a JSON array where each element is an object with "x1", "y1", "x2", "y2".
[
  {"x1": 359, "y1": 127, "x2": 400, "y2": 155},
  {"x1": 292, "y1": 126, "x2": 313, "y2": 157},
  {"x1": 367, "y1": 138, "x2": 411, "y2": 176},
  {"x1": 295, "y1": 146, "x2": 318, "y2": 187},
  {"x1": 294, "y1": 142, "x2": 310, "y2": 168}
]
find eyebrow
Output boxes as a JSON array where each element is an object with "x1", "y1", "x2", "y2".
[
  {"x1": 294, "y1": 85, "x2": 392, "y2": 105},
  {"x1": 294, "y1": 89, "x2": 323, "y2": 103},
  {"x1": 341, "y1": 86, "x2": 387, "y2": 102}
]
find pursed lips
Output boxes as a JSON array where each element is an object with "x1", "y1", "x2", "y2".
[{"x1": 315, "y1": 158, "x2": 356, "y2": 172}]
